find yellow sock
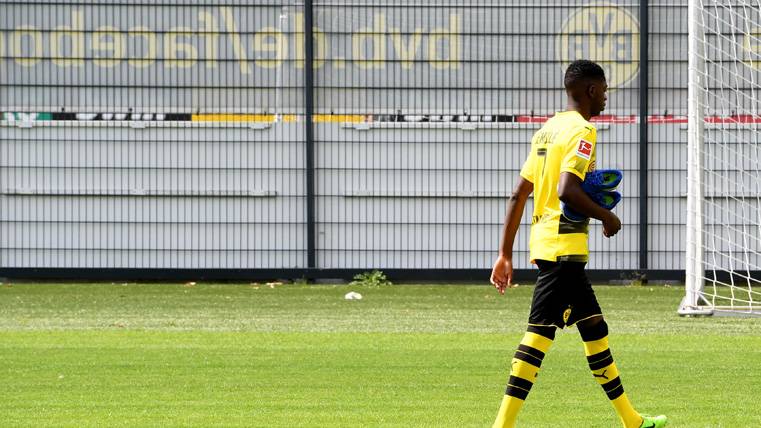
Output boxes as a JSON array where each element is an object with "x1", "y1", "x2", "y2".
[
  {"x1": 493, "y1": 325, "x2": 555, "y2": 428},
  {"x1": 492, "y1": 395, "x2": 524, "y2": 428},
  {"x1": 584, "y1": 334, "x2": 643, "y2": 428}
]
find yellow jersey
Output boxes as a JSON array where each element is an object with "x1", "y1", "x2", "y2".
[{"x1": 519, "y1": 111, "x2": 597, "y2": 263}]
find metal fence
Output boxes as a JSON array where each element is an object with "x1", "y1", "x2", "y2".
[{"x1": 0, "y1": 1, "x2": 703, "y2": 281}]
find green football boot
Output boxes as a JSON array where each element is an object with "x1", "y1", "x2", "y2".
[{"x1": 639, "y1": 414, "x2": 667, "y2": 428}]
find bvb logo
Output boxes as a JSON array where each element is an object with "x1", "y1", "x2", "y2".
[{"x1": 557, "y1": 2, "x2": 640, "y2": 89}]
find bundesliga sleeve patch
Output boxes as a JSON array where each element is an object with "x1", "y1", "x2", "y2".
[{"x1": 576, "y1": 139, "x2": 593, "y2": 160}]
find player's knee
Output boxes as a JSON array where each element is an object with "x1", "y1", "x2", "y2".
[
  {"x1": 526, "y1": 324, "x2": 556, "y2": 340},
  {"x1": 577, "y1": 317, "x2": 608, "y2": 342}
]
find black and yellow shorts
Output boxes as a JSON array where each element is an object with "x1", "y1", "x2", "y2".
[{"x1": 528, "y1": 260, "x2": 602, "y2": 328}]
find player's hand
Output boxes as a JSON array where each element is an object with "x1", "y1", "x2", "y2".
[
  {"x1": 490, "y1": 255, "x2": 516, "y2": 295},
  {"x1": 602, "y1": 211, "x2": 621, "y2": 238}
]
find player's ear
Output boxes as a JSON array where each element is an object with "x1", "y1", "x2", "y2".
[{"x1": 586, "y1": 82, "x2": 597, "y2": 99}]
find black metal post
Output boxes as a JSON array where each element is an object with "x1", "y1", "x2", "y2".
[
  {"x1": 304, "y1": 0, "x2": 317, "y2": 269},
  {"x1": 639, "y1": 1, "x2": 649, "y2": 272}
]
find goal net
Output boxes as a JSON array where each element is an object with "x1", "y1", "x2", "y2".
[{"x1": 680, "y1": 1, "x2": 761, "y2": 316}]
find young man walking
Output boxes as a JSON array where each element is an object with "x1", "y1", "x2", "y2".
[{"x1": 489, "y1": 59, "x2": 667, "y2": 428}]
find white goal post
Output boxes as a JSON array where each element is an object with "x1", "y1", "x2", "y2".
[{"x1": 679, "y1": 0, "x2": 761, "y2": 316}]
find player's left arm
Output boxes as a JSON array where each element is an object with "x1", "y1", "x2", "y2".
[
  {"x1": 558, "y1": 173, "x2": 621, "y2": 237},
  {"x1": 558, "y1": 128, "x2": 621, "y2": 237}
]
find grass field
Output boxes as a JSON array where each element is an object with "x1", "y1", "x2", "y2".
[{"x1": 1, "y1": 282, "x2": 760, "y2": 427}]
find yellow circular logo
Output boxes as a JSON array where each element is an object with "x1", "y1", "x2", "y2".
[
  {"x1": 557, "y1": 3, "x2": 640, "y2": 89},
  {"x1": 563, "y1": 308, "x2": 572, "y2": 324}
]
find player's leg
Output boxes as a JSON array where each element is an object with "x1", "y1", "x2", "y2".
[
  {"x1": 576, "y1": 315, "x2": 646, "y2": 428},
  {"x1": 566, "y1": 262, "x2": 666, "y2": 427},
  {"x1": 492, "y1": 324, "x2": 556, "y2": 428},
  {"x1": 494, "y1": 260, "x2": 562, "y2": 428}
]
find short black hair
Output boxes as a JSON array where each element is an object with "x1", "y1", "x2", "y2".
[{"x1": 564, "y1": 60, "x2": 606, "y2": 90}]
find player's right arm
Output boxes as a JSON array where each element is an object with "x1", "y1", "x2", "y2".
[{"x1": 491, "y1": 176, "x2": 533, "y2": 294}]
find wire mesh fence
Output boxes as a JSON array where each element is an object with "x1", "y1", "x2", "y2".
[{"x1": 0, "y1": 1, "x2": 699, "y2": 279}]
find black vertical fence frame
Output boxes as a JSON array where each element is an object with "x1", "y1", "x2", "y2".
[
  {"x1": 304, "y1": 0, "x2": 317, "y2": 270},
  {"x1": 0, "y1": 3, "x2": 687, "y2": 284},
  {"x1": 639, "y1": 0, "x2": 649, "y2": 272}
]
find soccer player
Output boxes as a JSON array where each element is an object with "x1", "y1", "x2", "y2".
[{"x1": 488, "y1": 60, "x2": 667, "y2": 428}]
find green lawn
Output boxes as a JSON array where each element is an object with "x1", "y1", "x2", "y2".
[{"x1": 1, "y1": 282, "x2": 759, "y2": 427}]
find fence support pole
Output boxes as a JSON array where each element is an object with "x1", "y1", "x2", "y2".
[
  {"x1": 639, "y1": 1, "x2": 649, "y2": 273},
  {"x1": 304, "y1": 0, "x2": 317, "y2": 270}
]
